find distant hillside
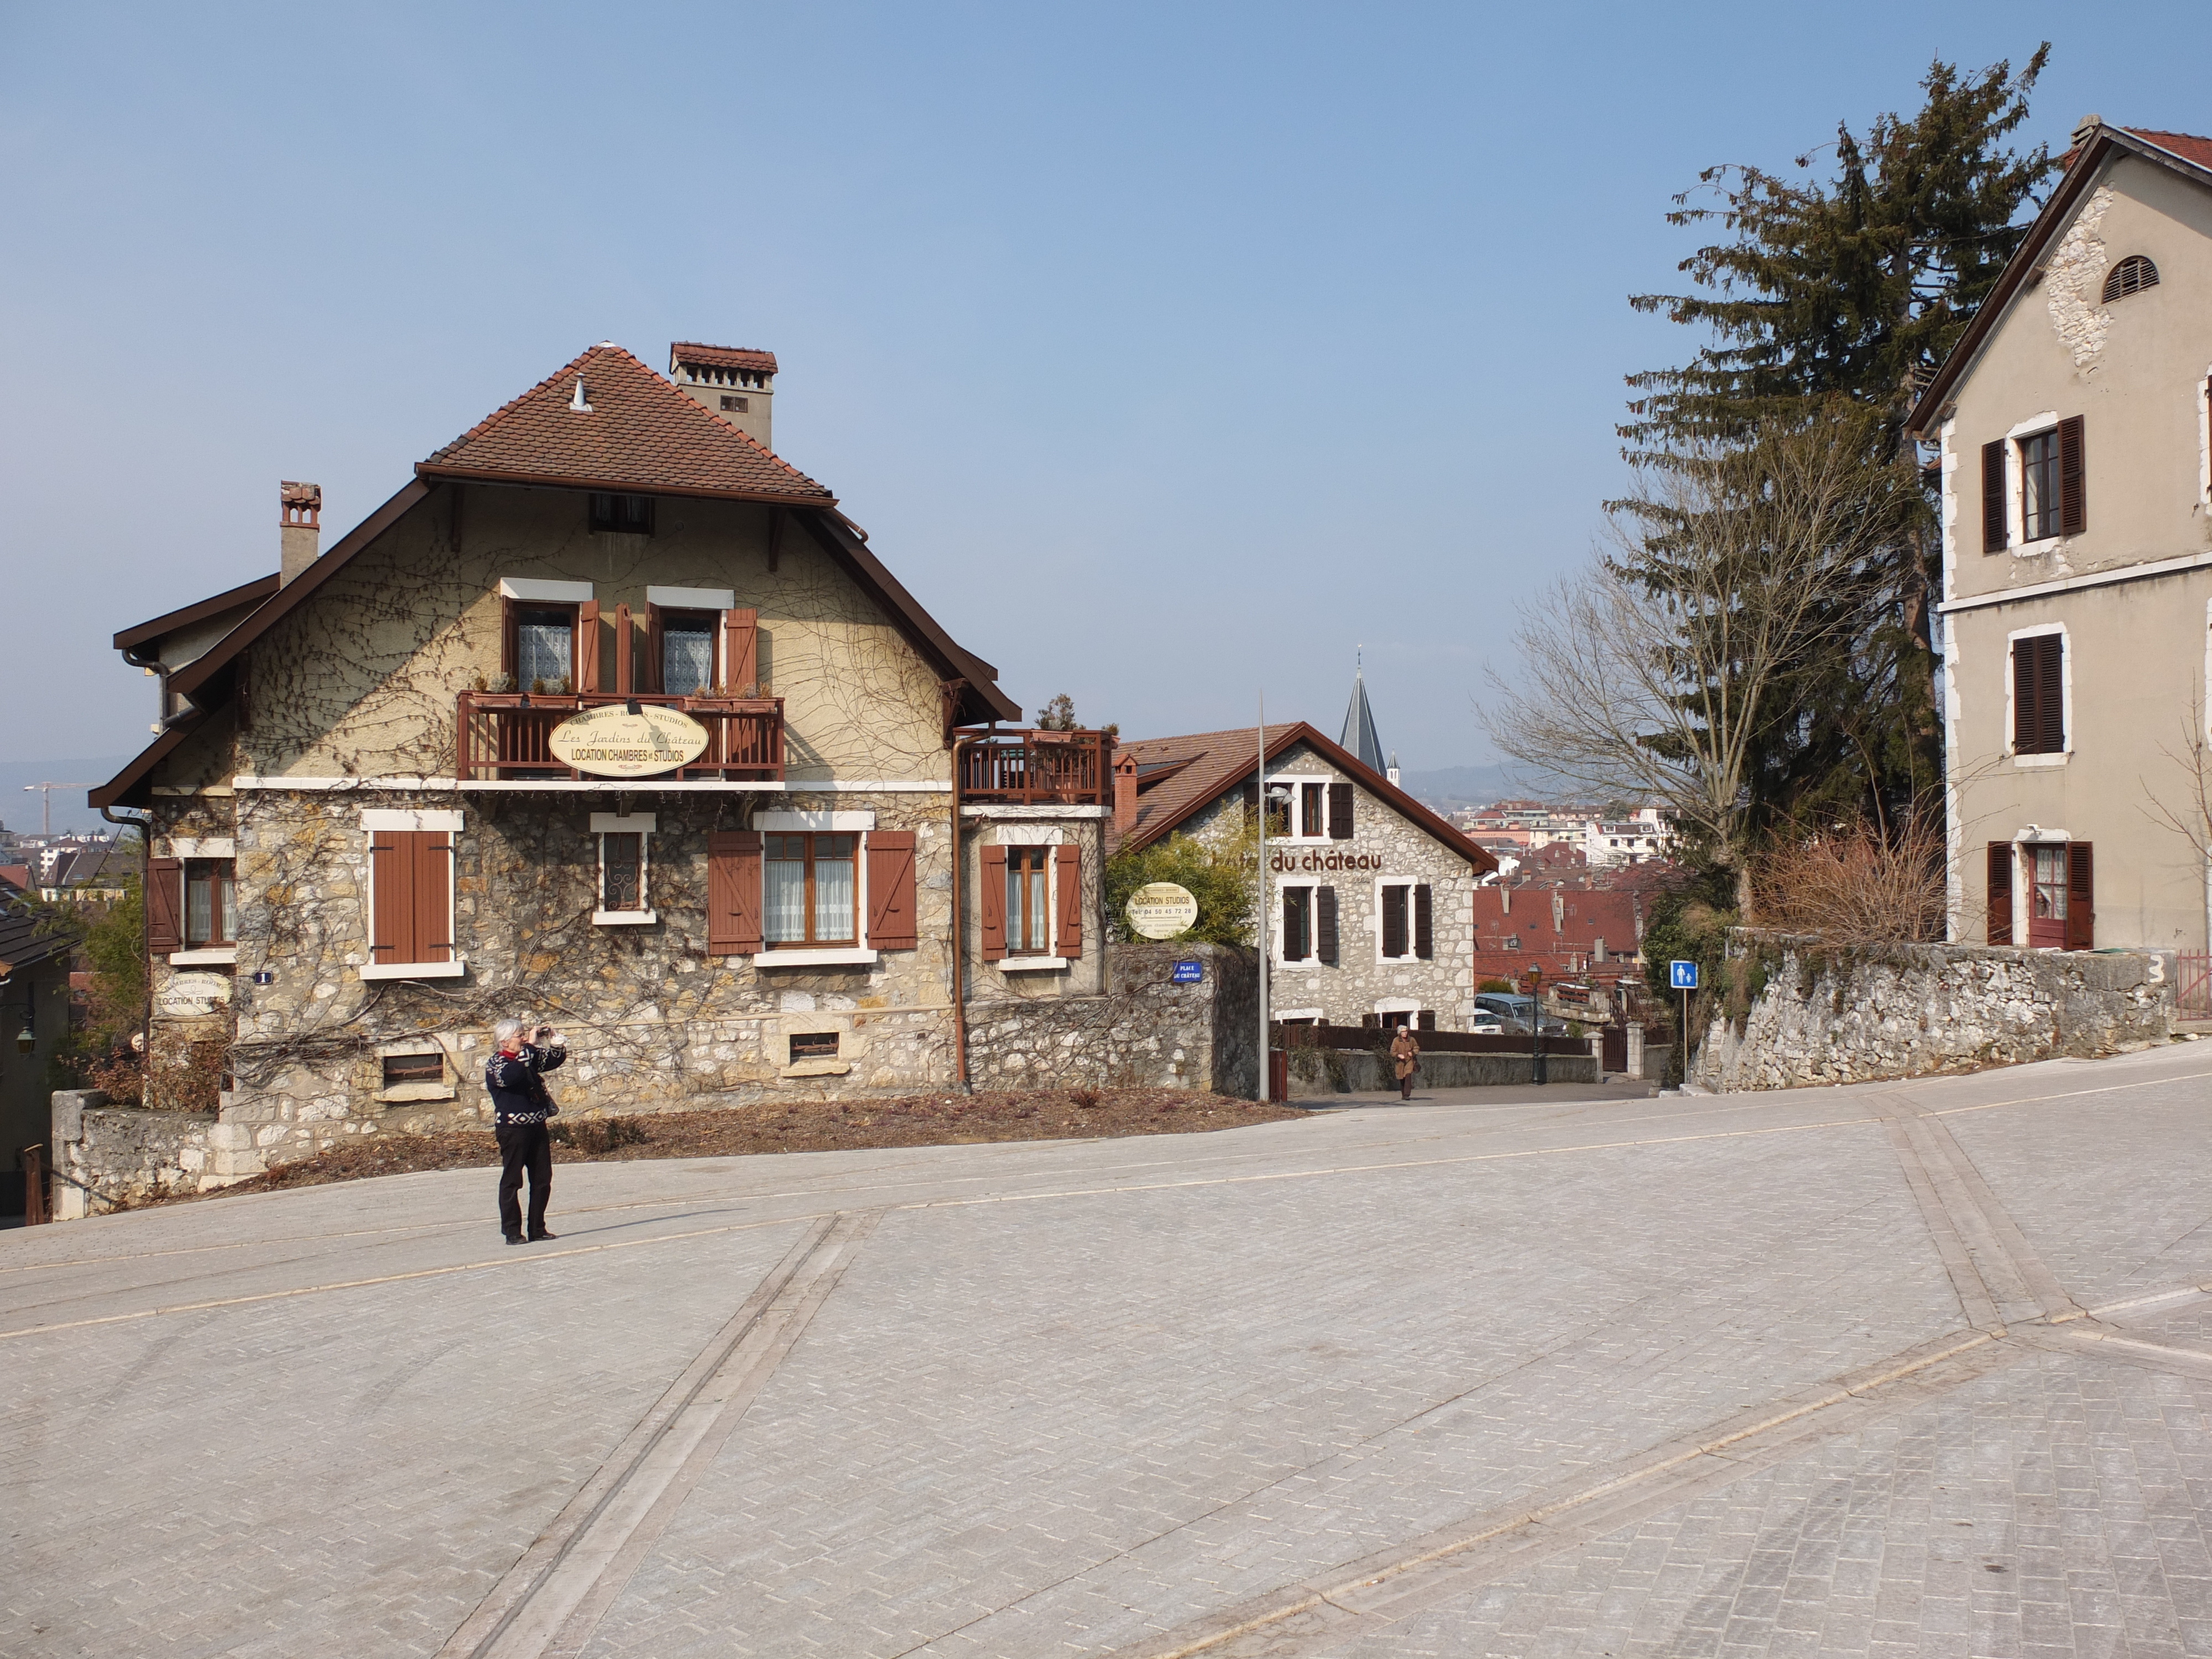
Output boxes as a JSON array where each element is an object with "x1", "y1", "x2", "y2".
[{"x1": 0, "y1": 758, "x2": 132, "y2": 838}]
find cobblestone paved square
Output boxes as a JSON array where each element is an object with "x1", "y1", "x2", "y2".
[{"x1": 7, "y1": 1044, "x2": 2212, "y2": 1657}]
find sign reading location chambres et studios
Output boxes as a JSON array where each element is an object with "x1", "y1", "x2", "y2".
[{"x1": 547, "y1": 705, "x2": 711, "y2": 778}]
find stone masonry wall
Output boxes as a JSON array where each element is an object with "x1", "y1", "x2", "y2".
[
  {"x1": 1696, "y1": 931, "x2": 2174, "y2": 1092},
  {"x1": 49, "y1": 1091, "x2": 215, "y2": 1219},
  {"x1": 963, "y1": 943, "x2": 1260, "y2": 1097}
]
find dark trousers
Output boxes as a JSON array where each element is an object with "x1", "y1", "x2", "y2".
[{"x1": 497, "y1": 1122, "x2": 552, "y2": 1237}]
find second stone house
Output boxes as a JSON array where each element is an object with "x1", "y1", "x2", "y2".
[
  {"x1": 1112, "y1": 721, "x2": 1495, "y2": 1030},
  {"x1": 92, "y1": 341, "x2": 1115, "y2": 1181}
]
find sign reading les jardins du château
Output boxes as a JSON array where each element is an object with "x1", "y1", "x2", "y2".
[{"x1": 547, "y1": 704, "x2": 711, "y2": 778}]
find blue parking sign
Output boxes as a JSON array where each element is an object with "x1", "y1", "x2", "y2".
[{"x1": 1669, "y1": 960, "x2": 1699, "y2": 990}]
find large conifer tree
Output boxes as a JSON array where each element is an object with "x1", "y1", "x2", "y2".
[{"x1": 1621, "y1": 51, "x2": 2056, "y2": 835}]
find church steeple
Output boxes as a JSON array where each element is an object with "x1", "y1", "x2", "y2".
[{"x1": 1339, "y1": 653, "x2": 1386, "y2": 774}]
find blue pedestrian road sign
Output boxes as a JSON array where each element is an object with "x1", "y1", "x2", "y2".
[
  {"x1": 1669, "y1": 960, "x2": 1699, "y2": 990},
  {"x1": 1172, "y1": 960, "x2": 1204, "y2": 984}
]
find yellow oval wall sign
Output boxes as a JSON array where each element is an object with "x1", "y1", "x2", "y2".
[
  {"x1": 1125, "y1": 881, "x2": 1201, "y2": 940},
  {"x1": 547, "y1": 705, "x2": 711, "y2": 778}
]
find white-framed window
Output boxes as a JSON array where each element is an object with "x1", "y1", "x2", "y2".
[
  {"x1": 2004, "y1": 623, "x2": 2070, "y2": 768},
  {"x1": 1374, "y1": 879, "x2": 1434, "y2": 962},
  {"x1": 1281, "y1": 882, "x2": 1316, "y2": 962},
  {"x1": 361, "y1": 808, "x2": 466, "y2": 980},
  {"x1": 1266, "y1": 773, "x2": 1340, "y2": 840},
  {"x1": 591, "y1": 812, "x2": 656, "y2": 924}
]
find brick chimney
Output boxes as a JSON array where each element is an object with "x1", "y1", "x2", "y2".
[
  {"x1": 1113, "y1": 752, "x2": 1140, "y2": 833},
  {"x1": 669, "y1": 342, "x2": 776, "y2": 451},
  {"x1": 280, "y1": 482, "x2": 322, "y2": 586}
]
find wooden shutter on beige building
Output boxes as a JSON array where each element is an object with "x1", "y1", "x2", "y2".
[
  {"x1": 1982, "y1": 440, "x2": 2008, "y2": 552},
  {"x1": 1413, "y1": 884, "x2": 1433, "y2": 960},
  {"x1": 146, "y1": 857, "x2": 184, "y2": 952},
  {"x1": 2013, "y1": 635, "x2": 2064, "y2": 754},
  {"x1": 2058, "y1": 415, "x2": 2087, "y2": 536},
  {"x1": 866, "y1": 832, "x2": 917, "y2": 950},
  {"x1": 369, "y1": 831, "x2": 452, "y2": 965},
  {"x1": 1316, "y1": 885, "x2": 1338, "y2": 965},
  {"x1": 1328, "y1": 782, "x2": 1353, "y2": 839},
  {"x1": 1054, "y1": 843, "x2": 1083, "y2": 954},
  {"x1": 723, "y1": 607, "x2": 759, "y2": 693},
  {"x1": 575, "y1": 600, "x2": 601, "y2": 693},
  {"x1": 1986, "y1": 843, "x2": 2013, "y2": 945},
  {"x1": 2064, "y1": 842, "x2": 2095, "y2": 951},
  {"x1": 979, "y1": 845, "x2": 1008, "y2": 960},
  {"x1": 707, "y1": 831, "x2": 762, "y2": 954}
]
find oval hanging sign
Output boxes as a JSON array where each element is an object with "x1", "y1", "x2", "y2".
[
  {"x1": 1125, "y1": 881, "x2": 1200, "y2": 940},
  {"x1": 546, "y1": 705, "x2": 710, "y2": 778}
]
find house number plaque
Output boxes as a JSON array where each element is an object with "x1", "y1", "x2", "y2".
[{"x1": 547, "y1": 705, "x2": 711, "y2": 778}]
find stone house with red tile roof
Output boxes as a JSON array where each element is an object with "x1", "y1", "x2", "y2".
[
  {"x1": 91, "y1": 342, "x2": 1120, "y2": 1185},
  {"x1": 1112, "y1": 722, "x2": 1495, "y2": 1030}
]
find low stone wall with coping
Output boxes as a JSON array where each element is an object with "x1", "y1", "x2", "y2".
[
  {"x1": 963, "y1": 942, "x2": 1259, "y2": 1097},
  {"x1": 1695, "y1": 932, "x2": 2175, "y2": 1092},
  {"x1": 1284, "y1": 1045, "x2": 1598, "y2": 1097},
  {"x1": 50, "y1": 1090, "x2": 218, "y2": 1219}
]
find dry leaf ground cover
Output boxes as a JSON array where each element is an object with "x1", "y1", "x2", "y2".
[{"x1": 212, "y1": 1087, "x2": 1307, "y2": 1197}]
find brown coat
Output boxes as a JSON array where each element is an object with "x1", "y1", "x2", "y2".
[{"x1": 1390, "y1": 1030, "x2": 1421, "y2": 1079}]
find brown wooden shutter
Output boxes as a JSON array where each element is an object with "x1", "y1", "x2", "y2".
[
  {"x1": 412, "y1": 833, "x2": 454, "y2": 963},
  {"x1": 1986, "y1": 842, "x2": 2013, "y2": 945},
  {"x1": 575, "y1": 600, "x2": 601, "y2": 693},
  {"x1": 370, "y1": 830, "x2": 412, "y2": 963},
  {"x1": 2064, "y1": 842, "x2": 2094, "y2": 951},
  {"x1": 1981, "y1": 440, "x2": 2008, "y2": 553},
  {"x1": 643, "y1": 602, "x2": 664, "y2": 695},
  {"x1": 1381, "y1": 885, "x2": 1407, "y2": 958},
  {"x1": 707, "y1": 831, "x2": 762, "y2": 955},
  {"x1": 1054, "y1": 843, "x2": 1083, "y2": 956},
  {"x1": 613, "y1": 602, "x2": 634, "y2": 694},
  {"x1": 146, "y1": 857, "x2": 184, "y2": 953},
  {"x1": 500, "y1": 596, "x2": 518, "y2": 680},
  {"x1": 1241, "y1": 778, "x2": 1259, "y2": 821},
  {"x1": 1328, "y1": 782, "x2": 1353, "y2": 840},
  {"x1": 723, "y1": 607, "x2": 759, "y2": 695},
  {"x1": 2038, "y1": 635, "x2": 2065, "y2": 753},
  {"x1": 980, "y1": 844, "x2": 1008, "y2": 960},
  {"x1": 2058, "y1": 415, "x2": 2086, "y2": 536},
  {"x1": 1414, "y1": 884, "x2": 1433, "y2": 959},
  {"x1": 865, "y1": 831, "x2": 917, "y2": 950},
  {"x1": 1316, "y1": 885, "x2": 1338, "y2": 965}
]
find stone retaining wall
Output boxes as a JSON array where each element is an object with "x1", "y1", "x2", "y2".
[
  {"x1": 962, "y1": 943, "x2": 1260, "y2": 1097},
  {"x1": 1695, "y1": 932, "x2": 2175, "y2": 1092},
  {"x1": 50, "y1": 1091, "x2": 217, "y2": 1220}
]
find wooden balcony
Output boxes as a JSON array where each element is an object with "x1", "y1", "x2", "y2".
[
  {"x1": 955, "y1": 729, "x2": 1113, "y2": 806},
  {"x1": 457, "y1": 691, "x2": 784, "y2": 782}
]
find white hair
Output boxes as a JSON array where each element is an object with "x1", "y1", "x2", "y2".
[{"x1": 494, "y1": 1018, "x2": 525, "y2": 1044}]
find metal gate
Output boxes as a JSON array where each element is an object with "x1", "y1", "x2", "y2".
[{"x1": 2179, "y1": 953, "x2": 2212, "y2": 1020}]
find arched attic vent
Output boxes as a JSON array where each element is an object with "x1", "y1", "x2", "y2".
[{"x1": 2102, "y1": 255, "x2": 2160, "y2": 302}]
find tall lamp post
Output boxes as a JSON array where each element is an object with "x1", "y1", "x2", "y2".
[{"x1": 1526, "y1": 964, "x2": 1546, "y2": 1085}]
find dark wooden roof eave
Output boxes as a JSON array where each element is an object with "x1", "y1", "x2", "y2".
[
  {"x1": 411, "y1": 461, "x2": 836, "y2": 510},
  {"x1": 114, "y1": 573, "x2": 281, "y2": 653},
  {"x1": 1119, "y1": 721, "x2": 1496, "y2": 872},
  {"x1": 87, "y1": 711, "x2": 208, "y2": 811},
  {"x1": 166, "y1": 480, "x2": 434, "y2": 703},
  {"x1": 1908, "y1": 127, "x2": 2212, "y2": 436}
]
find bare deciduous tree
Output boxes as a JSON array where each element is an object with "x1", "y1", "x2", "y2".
[{"x1": 1483, "y1": 413, "x2": 1919, "y2": 910}]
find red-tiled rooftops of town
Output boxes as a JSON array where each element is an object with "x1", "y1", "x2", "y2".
[
  {"x1": 670, "y1": 342, "x2": 779, "y2": 375},
  {"x1": 2126, "y1": 128, "x2": 2212, "y2": 170}
]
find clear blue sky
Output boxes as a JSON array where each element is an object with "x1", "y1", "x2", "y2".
[{"x1": 4, "y1": 2, "x2": 2208, "y2": 792}]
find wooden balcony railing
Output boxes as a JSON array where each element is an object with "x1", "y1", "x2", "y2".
[
  {"x1": 457, "y1": 692, "x2": 785, "y2": 782},
  {"x1": 955, "y1": 729, "x2": 1114, "y2": 806}
]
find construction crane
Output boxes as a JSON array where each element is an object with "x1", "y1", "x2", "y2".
[{"x1": 22, "y1": 784, "x2": 93, "y2": 838}]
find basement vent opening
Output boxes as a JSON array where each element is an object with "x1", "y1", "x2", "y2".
[
  {"x1": 2101, "y1": 255, "x2": 2159, "y2": 302},
  {"x1": 382, "y1": 1052, "x2": 444, "y2": 1086},
  {"x1": 789, "y1": 1032, "x2": 839, "y2": 1061}
]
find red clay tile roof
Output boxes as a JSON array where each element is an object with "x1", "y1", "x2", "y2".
[
  {"x1": 1113, "y1": 722, "x2": 1493, "y2": 871},
  {"x1": 2126, "y1": 128, "x2": 2212, "y2": 170},
  {"x1": 418, "y1": 343, "x2": 830, "y2": 504},
  {"x1": 670, "y1": 342, "x2": 779, "y2": 375}
]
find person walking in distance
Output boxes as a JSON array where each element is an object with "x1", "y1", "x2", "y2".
[
  {"x1": 1391, "y1": 1022, "x2": 1421, "y2": 1102},
  {"x1": 487, "y1": 1017, "x2": 565, "y2": 1244}
]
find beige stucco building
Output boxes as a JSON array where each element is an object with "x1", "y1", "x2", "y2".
[
  {"x1": 92, "y1": 342, "x2": 1121, "y2": 1183},
  {"x1": 1909, "y1": 119, "x2": 2212, "y2": 956}
]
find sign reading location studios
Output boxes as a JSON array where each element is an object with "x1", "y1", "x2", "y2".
[{"x1": 547, "y1": 704, "x2": 711, "y2": 778}]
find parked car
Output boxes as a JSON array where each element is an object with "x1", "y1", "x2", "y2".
[{"x1": 1474, "y1": 993, "x2": 1568, "y2": 1037}]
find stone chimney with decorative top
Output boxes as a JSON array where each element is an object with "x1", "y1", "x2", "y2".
[
  {"x1": 669, "y1": 342, "x2": 776, "y2": 451},
  {"x1": 279, "y1": 482, "x2": 322, "y2": 586}
]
